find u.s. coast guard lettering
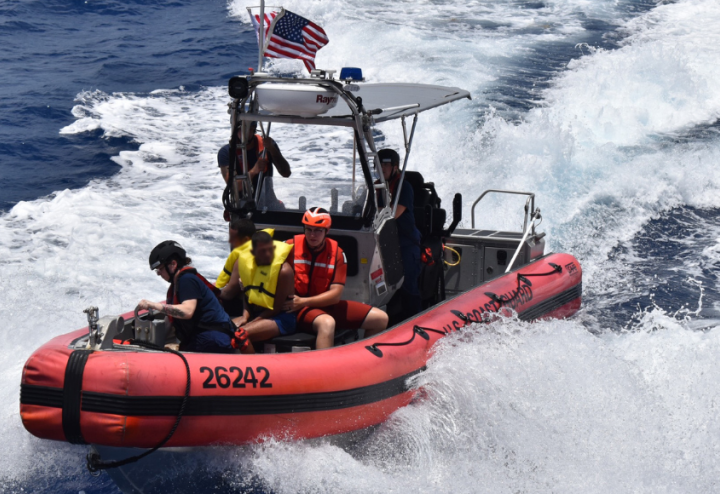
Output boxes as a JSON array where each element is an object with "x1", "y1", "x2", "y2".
[{"x1": 441, "y1": 278, "x2": 534, "y2": 331}]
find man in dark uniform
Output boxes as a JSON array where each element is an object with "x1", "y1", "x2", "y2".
[{"x1": 378, "y1": 148, "x2": 423, "y2": 325}]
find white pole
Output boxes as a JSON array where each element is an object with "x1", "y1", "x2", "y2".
[
  {"x1": 505, "y1": 210, "x2": 540, "y2": 274},
  {"x1": 352, "y1": 134, "x2": 357, "y2": 200},
  {"x1": 258, "y1": 0, "x2": 265, "y2": 71}
]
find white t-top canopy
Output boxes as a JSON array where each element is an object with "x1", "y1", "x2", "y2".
[
  {"x1": 249, "y1": 80, "x2": 471, "y2": 124},
  {"x1": 326, "y1": 83, "x2": 471, "y2": 121}
]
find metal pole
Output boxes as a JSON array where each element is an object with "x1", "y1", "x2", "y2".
[
  {"x1": 254, "y1": 121, "x2": 271, "y2": 204},
  {"x1": 505, "y1": 209, "x2": 540, "y2": 274},
  {"x1": 258, "y1": 0, "x2": 265, "y2": 71},
  {"x1": 391, "y1": 113, "x2": 418, "y2": 216},
  {"x1": 351, "y1": 134, "x2": 357, "y2": 200},
  {"x1": 401, "y1": 116, "x2": 408, "y2": 151}
]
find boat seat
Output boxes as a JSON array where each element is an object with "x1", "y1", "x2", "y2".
[
  {"x1": 268, "y1": 332, "x2": 316, "y2": 352},
  {"x1": 404, "y1": 171, "x2": 446, "y2": 239},
  {"x1": 264, "y1": 328, "x2": 360, "y2": 353},
  {"x1": 334, "y1": 328, "x2": 359, "y2": 345}
]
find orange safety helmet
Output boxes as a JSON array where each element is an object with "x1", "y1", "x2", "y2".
[{"x1": 302, "y1": 207, "x2": 332, "y2": 229}]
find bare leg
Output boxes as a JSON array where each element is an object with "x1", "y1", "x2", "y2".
[
  {"x1": 312, "y1": 314, "x2": 335, "y2": 349},
  {"x1": 361, "y1": 307, "x2": 389, "y2": 338},
  {"x1": 243, "y1": 318, "x2": 281, "y2": 342}
]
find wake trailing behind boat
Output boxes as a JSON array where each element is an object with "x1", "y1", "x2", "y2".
[{"x1": 20, "y1": 66, "x2": 582, "y2": 474}]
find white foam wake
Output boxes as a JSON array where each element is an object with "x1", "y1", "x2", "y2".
[{"x1": 3, "y1": 0, "x2": 720, "y2": 490}]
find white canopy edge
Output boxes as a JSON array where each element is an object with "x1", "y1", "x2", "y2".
[
  {"x1": 245, "y1": 82, "x2": 471, "y2": 123},
  {"x1": 328, "y1": 83, "x2": 471, "y2": 122}
]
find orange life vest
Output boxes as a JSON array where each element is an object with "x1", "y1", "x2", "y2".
[
  {"x1": 293, "y1": 235, "x2": 340, "y2": 297},
  {"x1": 236, "y1": 135, "x2": 265, "y2": 173}
]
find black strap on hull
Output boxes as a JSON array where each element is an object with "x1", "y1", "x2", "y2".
[{"x1": 62, "y1": 349, "x2": 93, "y2": 445}]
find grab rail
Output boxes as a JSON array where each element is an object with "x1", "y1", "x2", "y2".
[
  {"x1": 505, "y1": 209, "x2": 541, "y2": 273},
  {"x1": 471, "y1": 189, "x2": 535, "y2": 233}
]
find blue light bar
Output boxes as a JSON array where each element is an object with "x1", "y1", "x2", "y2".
[{"x1": 339, "y1": 67, "x2": 363, "y2": 81}]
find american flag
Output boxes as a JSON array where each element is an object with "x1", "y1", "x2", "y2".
[{"x1": 249, "y1": 8, "x2": 329, "y2": 73}]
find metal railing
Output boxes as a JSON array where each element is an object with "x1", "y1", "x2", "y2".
[
  {"x1": 471, "y1": 189, "x2": 536, "y2": 233},
  {"x1": 505, "y1": 209, "x2": 541, "y2": 273}
]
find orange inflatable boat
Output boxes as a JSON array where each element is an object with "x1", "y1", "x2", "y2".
[{"x1": 20, "y1": 253, "x2": 581, "y2": 450}]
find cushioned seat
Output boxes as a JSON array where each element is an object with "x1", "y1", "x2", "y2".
[{"x1": 403, "y1": 171, "x2": 446, "y2": 239}]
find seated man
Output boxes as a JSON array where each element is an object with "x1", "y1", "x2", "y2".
[
  {"x1": 221, "y1": 231, "x2": 296, "y2": 353},
  {"x1": 286, "y1": 208, "x2": 388, "y2": 349},
  {"x1": 138, "y1": 240, "x2": 235, "y2": 353},
  {"x1": 216, "y1": 218, "x2": 256, "y2": 317},
  {"x1": 217, "y1": 121, "x2": 291, "y2": 208}
]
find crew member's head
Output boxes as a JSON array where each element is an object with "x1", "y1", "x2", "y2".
[
  {"x1": 378, "y1": 148, "x2": 400, "y2": 181},
  {"x1": 149, "y1": 240, "x2": 191, "y2": 282},
  {"x1": 251, "y1": 230, "x2": 275, "y2": 266},
  {"x1": 236, "y1": 121, "x2": 260, "y2": 149},
  {"x1": 229, "y1": 217, "x2": 256, "y2": 249},
  {"x1": 302, "y1": 207, "x2": 331, "y2": 250}
]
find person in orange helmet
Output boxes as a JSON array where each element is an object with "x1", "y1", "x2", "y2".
[{"x1": 284, "y1": 207, "x2": 388, "y2": 349}]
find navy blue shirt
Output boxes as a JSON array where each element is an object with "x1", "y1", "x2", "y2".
[
  {"x1": 174, "y1": 274, "x2": 232, "y2": 327},
  {"x1": 395, "y1": 181, "x2": 422, "y2": 247},
  {"x1": 167, "y1": 273, "x2": 232, "y2": 345}
]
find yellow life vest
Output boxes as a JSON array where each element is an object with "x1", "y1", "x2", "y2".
[
  {"x1": 236, "y1": 240, "x2": 292, "y2": 310},
  {"x1": 216, "y1": 228, "x2": 274, "y2": 288}
]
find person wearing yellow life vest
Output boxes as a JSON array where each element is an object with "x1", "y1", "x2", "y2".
[
  {"x1": 216, "y1": 218, "x2": 257, "y2": 290},
  {"x1": 138, "y1": 240, "x2": 239, "y2": 353},
  {"x1": 284, "y1": 208, "x2": 389, "y2": 349},
  {"x1": 216, "y1": 218, "x2": 257, "y2": 318},
  {"x1": 221, "y1": 230, "x2": 296, "y2": 353}
]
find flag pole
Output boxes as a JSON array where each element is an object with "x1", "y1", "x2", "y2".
[{"x1": 258, "y1": 0, "x2": 265, "y2": 71}]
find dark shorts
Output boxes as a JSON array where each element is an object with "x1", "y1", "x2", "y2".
[
  {"x1": 181, "y1": 330, "x2": 235, "y2": 354},
  {"x1": 297, "y1": 300, "x2": 373, "y2": 332},
  {"x1": 271, "y1": 311, "x2": 297, "y2": 335}
]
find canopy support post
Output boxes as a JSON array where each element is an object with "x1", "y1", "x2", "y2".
[
  {"x1": 392, "y1": 113, "x2": 418, "y2": 217},
  {"x1": 352, "y1": 134, "x2": 357, "y2": 200},
  {"x1": 254, "y1": 122, "x2": 271, "y2": 205}
]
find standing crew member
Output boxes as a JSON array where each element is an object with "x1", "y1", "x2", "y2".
[
  {"x1": 378, "y1": 148, "x2": 423, "y2": 325},
  {"x1": 286, "y1": 208, "x2": 388, "y2": 349},
  {"x1": 138, "y1": 241, "x2": 237, "y2": 354},
  {"x1": 217, "y1": 121, "x2": 291, "y2": 207},
  {"x1": 222, "y1": 231, "x2": 296, "y2": 352}
]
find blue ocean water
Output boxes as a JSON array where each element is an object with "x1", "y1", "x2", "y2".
[
  {"x1": 3, "y1": 0, "x2": 720, "y2": 492},
  {"x1": 0, "y1": 0, "x2": 256, "y2": 210}
]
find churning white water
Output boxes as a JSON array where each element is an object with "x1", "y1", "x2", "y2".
[{"x1": 3, "y1": 0, "x2": 720, "y2": 491}]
